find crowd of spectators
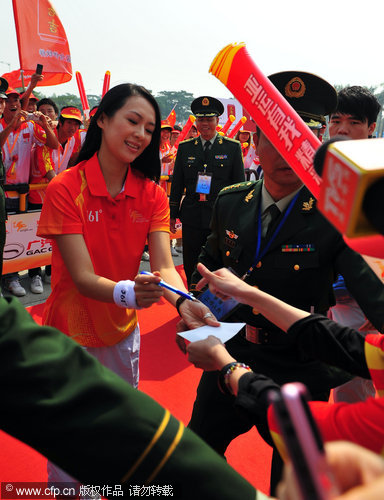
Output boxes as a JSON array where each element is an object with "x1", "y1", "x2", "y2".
[{"x1": 0, "y1": 72, "x2": 91, "y2": 296}]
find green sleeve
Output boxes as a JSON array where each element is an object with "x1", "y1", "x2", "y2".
[{"x1": 0, "y1": 297, "x2": 256, "y2": 500}]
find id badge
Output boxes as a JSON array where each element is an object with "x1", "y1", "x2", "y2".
[
  {"x1": 198, "y1": 288, "x2": 239, "y2": 321},
  {"x1": 196, "y1": 172, "x2": 212, "y2": 194}
]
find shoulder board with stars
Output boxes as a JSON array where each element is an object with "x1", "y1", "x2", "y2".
[{"x1": 218, "y1": 181, "x2": 256, "y2": 196}]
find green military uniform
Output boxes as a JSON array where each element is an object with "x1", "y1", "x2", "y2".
[
  {"x1": 170, "y1": 134, "x2": 245, "y2": 227},
  {"x1": 188, "y1": 70, "x2": 384, "y2": 495},
  {"x1": 169, "y1": 96, "x2": 245, "y2": 285},
  {"x1": 0, "y1": 296, "x2": 258, "y2": 500},
  {"x1": 189, "y1": 181, "x2": 384, "y2": 450}
]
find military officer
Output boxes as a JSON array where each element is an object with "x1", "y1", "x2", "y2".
[
  {"x1": 178, "y1": 72, "x2": 384, "y2": 493},
  {"x1": 0, "y1": 295, "x2": 259, "y2": 500},
  {"x1": 169, "y1": 96, "x2": 245, "y2": 286}
]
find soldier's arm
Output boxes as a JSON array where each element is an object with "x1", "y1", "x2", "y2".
[
  {"x1": 0, "y1": 297, "x2": 256, "y2": 500},
  {"x1": 189, "y1": 196, "x2": 224, "y2": 293}
]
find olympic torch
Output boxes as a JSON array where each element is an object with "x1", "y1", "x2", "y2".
[
  {"x1": 220, "y1": 114, "x2": 236, "y2": 136},
  {"x1": 173, "y1": 115, "x2": 196, "y2": 149},
  {"x1": 75, "y1": 71, "x2": 90, "y2": 119},
  {"x1": 102, "y1": 71, "x2": 111, "y2": 98},
  {"x1": 227, "y1": 116, "x2": 247, "y2": 138}
]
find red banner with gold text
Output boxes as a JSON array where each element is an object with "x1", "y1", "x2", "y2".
[{"x1": 4, "y1": 0, "x2": 72, "y2": 88}]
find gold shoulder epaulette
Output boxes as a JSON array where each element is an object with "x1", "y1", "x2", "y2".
[
  {"x1": 218, "y1": 181, "x2": 255, "y2": 196},
  {"x1": 179, "y1": 137, "x2": 195, "y2": 145},
  {"x1": 222, "y1": 136, "x2": 239, "y2": 143}
]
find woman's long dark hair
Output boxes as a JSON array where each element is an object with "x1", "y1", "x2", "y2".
[{"x1": 77, "y1": 83, "x2": 161, "y2": 182}]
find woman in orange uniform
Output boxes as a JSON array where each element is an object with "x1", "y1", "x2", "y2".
[
  {"x1": 38, "y1": 83, "x2": 214, "y2": 382},
  {"x1": 38, "y1": 83, "x2": 215, "y2": 490}
]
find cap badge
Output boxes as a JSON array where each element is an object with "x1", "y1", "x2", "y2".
[
  {"x1": 202, "y1": 97, "x2": 210, "y2": 106},
  {"x1": 285, "y1": 77, "x2": 306, "y2": 98}
]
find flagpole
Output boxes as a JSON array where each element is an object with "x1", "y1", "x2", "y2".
[{"x1": 20, "y1": 69, "x2": 25, "y2": 92}]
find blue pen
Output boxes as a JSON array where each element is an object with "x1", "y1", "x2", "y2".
[{"x1": 140, "y1": 271, "x2": 196, "y2": 301}]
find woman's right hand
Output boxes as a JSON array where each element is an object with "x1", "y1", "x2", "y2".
[{"x1": 134, "y1": 271, "x2": 164, "y2": 308}]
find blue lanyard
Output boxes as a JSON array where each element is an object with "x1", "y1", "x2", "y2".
[{"x1": 243, "y1": 192, "x2": 300, "y2": 279}]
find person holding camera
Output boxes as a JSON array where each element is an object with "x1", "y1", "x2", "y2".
[{"x1": 0, "y1": 83, "x2": 58, "y2": 296}]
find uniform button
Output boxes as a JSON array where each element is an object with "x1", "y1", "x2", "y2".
[
  {"x1": 220, "y1": 163, "x2": 223, "y2": 167},
  {"x1": 294, "y1": 264, "x2": 300, "y2": 271},
  {"x1": 226, "y1": 250, "x2": 230, "y2": 257},
  {"x1": 256, "y1": 261, "x2": 262, "y2": 268},
  {"x1": 203, "y1": 164, "x2": 208, "y2": 168}
]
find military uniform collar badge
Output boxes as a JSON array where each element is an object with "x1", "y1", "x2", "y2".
[
  {"x1": 302, "y1": 197, "x2": 315, "y2": 211},
  {"x1": 225, "y1": 230, "x2": 239, "y2": 239},
  {"x1": 244, "y1": 189, "x2": 255, "y2": 203},
  {"x1": 194, "y1": 140, "x2": 199, "y2": 145},
  {"x1": 218, "y1": 138, "x2": 223, "y2": 144}
]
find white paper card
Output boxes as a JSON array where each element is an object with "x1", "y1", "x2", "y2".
[{"x1": 177, "y1": 322, "x2": 245, "y2": 343}]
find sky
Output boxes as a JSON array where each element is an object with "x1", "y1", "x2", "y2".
[{"x1": 1, "y1": 0, "x2": 384, "y2": 103}]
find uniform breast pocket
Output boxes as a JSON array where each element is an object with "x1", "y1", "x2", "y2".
[
  {"x1": 273, "y1": 251, "x2": 319, "y2": 272},
  {"x1": 222, "y1": 239, "x2": 246, "y2": 266},
  {"x1": 184, "y1": 160, "x2": 197, "y2": 180},
  {"x1": 212, "y1": 159, "x2": 231, "y2": 179}
]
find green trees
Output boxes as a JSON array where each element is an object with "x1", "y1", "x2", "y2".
[
  {"x1": 32, "y1": 89, "x2": 197, "y2": 125},
  {"x1": 154, "y1": 90, "x2": 196, "y2": 124}
]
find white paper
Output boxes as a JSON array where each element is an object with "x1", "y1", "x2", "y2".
[{"x1": 177, "y1": 322, "x2": 245, "y2": 343}]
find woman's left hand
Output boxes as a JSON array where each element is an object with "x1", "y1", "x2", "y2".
[
  {"x1": 176, "y1": 300, "x2": 220, "y2": 354},
  {"x1": 134, "y1": 271, "x2": 164, "y2": 308}
]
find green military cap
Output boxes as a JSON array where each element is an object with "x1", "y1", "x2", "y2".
[
  {"x1": 191, "y1": 95, "x2": 224, "y2": 117},
  {"x1": 0, "y1": 77, "x2": 8, "y2": 99},
  {"x1": 269, "y1": 71, "x2": 337, "y2": 129}
]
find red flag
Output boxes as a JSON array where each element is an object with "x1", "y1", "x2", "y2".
[
  {"x1": 4, "y1": 0, "x2": 72, "y2": 88},
  {"x1": 227, "y1": 104, "x2": 236, "y2": 118},
  {"x1": 167, "y1": 108, "x2": 176, "y2": 128}
]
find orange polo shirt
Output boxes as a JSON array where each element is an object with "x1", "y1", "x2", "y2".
[{"x1": 37, "y1": 153, "x2": 169, "y2": 347}]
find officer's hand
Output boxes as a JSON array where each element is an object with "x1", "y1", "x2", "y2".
[
  {"x1": 134, "y1": 271, "x2": 164, "y2": 308},
  {"x1": 196, "y1": 263, "x2": 249, "y2": 303},
  {"x1": 170, "y1": 218, "x2": 177, "y2": 234}
]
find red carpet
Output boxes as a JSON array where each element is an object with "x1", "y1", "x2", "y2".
[{"x1": 0, "y1": 269, "x2": 272, "y2": 495}]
